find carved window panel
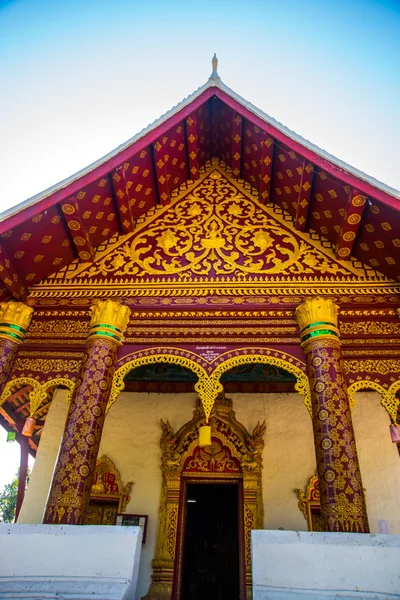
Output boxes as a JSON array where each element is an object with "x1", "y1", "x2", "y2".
[{"x1": 295, "y1": 474, "x2": 326, "y2": 532}]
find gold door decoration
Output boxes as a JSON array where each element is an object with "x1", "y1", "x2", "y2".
[
  {"x1": 295, "y1": 475, "x2": 325, "y2": 532},
  {"x1": 143, "y1": 395, "x2": 265, "y2": 600},
  {"x1": 85, "y1": 454, "x2": 133, "y2": 523}
]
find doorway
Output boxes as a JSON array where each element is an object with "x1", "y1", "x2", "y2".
[{"x1": 181, "y1": 483, "x2": 240, "y2": 600}]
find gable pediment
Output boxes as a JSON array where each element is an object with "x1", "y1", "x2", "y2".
[{"x1": 35, "y1": 162, "x2": 394, "y2": 298}]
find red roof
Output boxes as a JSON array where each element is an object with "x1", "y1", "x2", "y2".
[{"x1": 1, "y1": 60, "x2": 399, "y2": 300}]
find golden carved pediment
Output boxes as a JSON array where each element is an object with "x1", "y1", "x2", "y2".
[
  {"x1": 36, "y1": 162, "x2": 392, "y2": 297},
  {"x1": 90, "y1": 454, "x2": 132, "y2": 513}
]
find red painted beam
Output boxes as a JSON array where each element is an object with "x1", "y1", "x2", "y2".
[
  {"x1": 185, "y1": 115, "x2": 200, "y2": 181},
  {"x1": 231, "y1": 113, "x2": 243, "y2": 178},
  {"x1": 335, "y1": 191, "x2": 366, "y2": 259},
  {"x1": 259, "y1": 136, "x2": 274, "y2": 203},
  {"x1": 153, "y1": 139, "x2": 171, "y2": 206},
  {"x1": 60, "y1": 196, "x2": 96, "y2": 262},
  {"x1": 0, "y1": 244, "x2": 26, "y2": 300},
  {"x1": 4, "y1": 385, "x2": 32, "y2": 407},
  {"x1": 294, "y1": 160, "x2": 314, "y2": 231},
  {"x1": 111, "y1": 168, "x2": 136, "y2": 233}
]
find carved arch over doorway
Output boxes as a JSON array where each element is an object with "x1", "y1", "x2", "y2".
[{"x1": 143, "y1": 395, "x2": 265, "y2": 600}]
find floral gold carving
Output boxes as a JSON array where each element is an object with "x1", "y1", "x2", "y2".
[
  {"x1": 343, "y1": 359, "x2": 400, "y2": 376},
  {"x1": 90, "y1": 299, "x2": 130, "y2": 331},
  {"x1": 295, "y1": 475, "x2": 325, "y2": 531},
  {"x1": 81, "y1": 170, "x2": 353, "y2": 282},
  {"x1": 89, "y1": 454, "x2": 132, "y2": 513},
  {"x1": 340, "y1": 321, "x2": 400, "y2": 335},
  {"x1": 110, "y1": 347, "x2": 310, "y2": 422},
  {"x1": 295, "y1": 297, "x2": 338, "y2": 330},
  {"x1": 0, "y1": 301, "x2": 33, "y2": 331}
]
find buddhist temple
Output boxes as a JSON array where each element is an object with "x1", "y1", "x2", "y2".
[{"x1": 0, "y1": 56, "x2": 399, "y2": 600}]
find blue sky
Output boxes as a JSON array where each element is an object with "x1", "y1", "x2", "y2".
[
  {"x1": 0, "y1": 0, "x2": 400, "y2": 216},
  {"x1": 0, "y1": 0, "x2": 400, "y2": 488}
]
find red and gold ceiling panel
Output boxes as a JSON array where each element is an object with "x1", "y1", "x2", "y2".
[
  {"x1": 0, "y1": 205, "x2": 75, "y2": 285},
  {"x1": 362, "y1": 201, "x2": 400, "y2": 241},
  {"x1": 192, "y1": 102, "x2": 212, "y2": 168},
  {"x1": 270, "y1": 144, "x2": 306, "y2": 220},
  {"x1": 74, "y1": 177, "x2": 119, "y2": 248},
  {"x1": 114, "y1": 147, "x2": 158, "y2": 223},
  {"x1": 308, "y1": 171, "x2": 349, "y2": 242},
  {"x1": 353, "y1": 228, "x2": 398, "y2": 280},
  {"x1": 164, "y1": 123, "x2": 189, "y2": 194},
  {"x1": 241, "y1": 119, "x2": 264, "y2": 189},
  {"x1": 212, "y1": 98, "x2": 233, "y2": 166}
]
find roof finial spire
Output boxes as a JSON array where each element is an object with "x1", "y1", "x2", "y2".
[{"x1": 210, "y1": 53, "x2": 220, "y2": 81}]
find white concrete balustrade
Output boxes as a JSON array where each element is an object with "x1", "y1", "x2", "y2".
[
  {"x1": 252, "y1": 530, "x2": 400, "y2": 600},
  {"x1": 0, "y1": 524, "x2": 142, "y2": 600}
]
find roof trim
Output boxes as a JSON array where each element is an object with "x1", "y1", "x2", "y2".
[
  {"x1": 215, "y1": 81, "x2": 400, "y2": 204},
  {"x1": 1, "y1": 71, "x2": 399, "y2": 229}
]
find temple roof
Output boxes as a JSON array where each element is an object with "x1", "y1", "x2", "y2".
[{"x1": 0, "y1": 55, "x2": 399, "y2": 301}]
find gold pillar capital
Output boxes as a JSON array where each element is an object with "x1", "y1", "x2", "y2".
[
  {"x1": 0, "y1": 300, "x2": 33, "y2": 343},
  {"x1": 88, "y1": 299, "x2": 130, "y2": 344},
  {"x1": 296, "y1": 297, "x2": 339, "y2": 347}
]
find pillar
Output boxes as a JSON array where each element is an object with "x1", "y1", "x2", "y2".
[
  {"x1": 296, "y1": 297, "x2": 369, "y2": 533},
  {"x1": 44, "y1": 299, "x2": 130, "y2": 525},
  {"x1": 15, "y1": 432, "x2": 30, "y2": 521},
  {"x1": 0, "y1": 300, "x2": 33, "y2": 396}
]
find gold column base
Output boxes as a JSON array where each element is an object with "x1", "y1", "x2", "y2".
[{"x1": 142, "y1": 559, "x2": 174, "y2": 600}]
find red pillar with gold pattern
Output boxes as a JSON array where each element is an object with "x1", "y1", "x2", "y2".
[
  {"x1": 43, "y1": 299, "x2": 130, "y2": 525},
  {"x1": 296, "y1": 297, "x2": 369, "y2": 533},
  {"x1": 0, "y1": 301, "x2": 33, "y2": 396}
]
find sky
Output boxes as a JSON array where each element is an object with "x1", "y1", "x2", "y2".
[{"x1": 0, "y1": 0, "x2": 399, "y2": 491}]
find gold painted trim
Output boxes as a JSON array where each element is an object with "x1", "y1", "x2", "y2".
[
  {"x1": 109, "y1": 347, "x2": 311, "y2": 419},
  {"x1": 0, "y1": 377, "x2": 75, "y2": 417}
]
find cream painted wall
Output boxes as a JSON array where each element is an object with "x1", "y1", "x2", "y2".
[
  {"x1": 17, "y1": 389, "x2": 400, "y2": 599},
  {"x1": 352, "y1": 391, "x2": 400, "y2": 534},
  {"x1": 18, "y1": 388, "x2": 68, "y2": 524},
  {"x1": 228, "y1": 393, "x2": 316, "y2": 531}
]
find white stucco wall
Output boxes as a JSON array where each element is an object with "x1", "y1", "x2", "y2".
[
  {"x1": 0, "y1": 523, "x2": 142, "y2": 600},
  {"x1": 252, "y1": 530, "x2": 400, "y2": 600},
  {"x1": 18, "y1": 389, "x2": 400, "y2": 599}
]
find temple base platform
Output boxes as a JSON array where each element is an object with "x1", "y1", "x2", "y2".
[
  {"x1": 0, "y1": 524, "x2": 142, "y2": 599},
  {"x1": 252, "y1": 530, "x2": 400, "y2": 600}
]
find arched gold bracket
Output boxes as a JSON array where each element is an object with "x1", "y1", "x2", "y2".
[
  {"x1": 210, "y1": 352, "x2": 311, "y2": 417},
  {"x1": 348, "y1": 380, "x2": 400, "y2": 424},
  {"x1": 108, "y1": 351, "x2": 216, "y2": 419},
  {"x1": 0, "y1": 377, "x2": 75, "y2": 417},
  {"x1": 109, "y1": 347, "x2": 310, "y2": 420}
]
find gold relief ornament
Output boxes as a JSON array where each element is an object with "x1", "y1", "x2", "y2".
[
  {"x1": 88, "y1": 299, "x2": 131, "y2": 344},
  {"x1": 340, "y1": 321, "x2": 400, "y2": 335},
  {"x1": 0, "y1": 301, "x2": 34, "y2": 343},
  {"x1": 78, "y1": 169, "x2": 355, "y2": 282},
  {"x1": 296, "y1": 297, "x2": 340, "y2": 347},
  {"x1": 347, "y1": 380, "x2": 400, "y2": 424},
  {"x1": 0, "y1": 376, "x2": 75, "y2": 438}
]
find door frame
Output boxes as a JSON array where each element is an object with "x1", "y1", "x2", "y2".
[{"x1": 173, "y1": 477, "x2": 246, "y2": 600}]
